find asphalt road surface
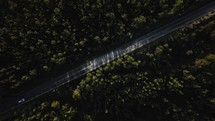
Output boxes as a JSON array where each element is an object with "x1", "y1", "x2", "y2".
[{"x1": 0, "y1": 1, "x2": 215, "y2": 116}]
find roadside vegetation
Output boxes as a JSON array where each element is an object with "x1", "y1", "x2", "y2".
[
  {"x1": 3, "y1": 11, "x2": 215, "y2": 121},
  {"x1": 0, "y1": 0, "x2": 210, "y2": 98}
]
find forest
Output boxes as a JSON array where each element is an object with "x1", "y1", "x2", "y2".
[
  {"x1": 0, "y1": 0, "x2": 210, "y2": 99},
  {"x1": 2, "y1": 10, "x2": 215, "y2": 121}
]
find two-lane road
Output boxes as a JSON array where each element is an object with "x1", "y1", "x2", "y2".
[{"x1": 0, "y1": 1, "x2": 215, "y2": 116}]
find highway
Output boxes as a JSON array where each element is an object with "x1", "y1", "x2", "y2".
[{"x1": 0, "y1": 1, "x2": 215, "y2": 116}]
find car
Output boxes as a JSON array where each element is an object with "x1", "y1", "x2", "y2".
[{"x1": 18, "y1": 98, "x2": 25, "y2": 103}]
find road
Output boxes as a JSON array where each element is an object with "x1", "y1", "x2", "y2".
[{"x1": 0, "y1": 1, "x2": 215, "y2": 116}]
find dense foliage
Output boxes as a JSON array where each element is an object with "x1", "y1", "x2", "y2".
[
  {"x1": 0, "y1": 0, "x2": 207, "y2": 96},
  {"x1": 4, "y1": 12, "x2": 215, "y2": 121}
]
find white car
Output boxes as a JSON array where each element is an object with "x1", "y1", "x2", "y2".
[{"x1": 18, "y1": 98, "x2": 25, "y2": 103}]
